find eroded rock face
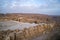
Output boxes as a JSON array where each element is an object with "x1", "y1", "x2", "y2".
[
  {"x1": 0, "y1": 20, "x2": 59, "y2": 40},
  {"x1": 45, "y1": 24, "x2": 60, "y2": 40},
  {"x1": 0, "y1": 22, "x2": 55, "y2": 40}
]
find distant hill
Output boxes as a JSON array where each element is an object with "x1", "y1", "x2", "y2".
[
  {"x1": 0, "y1": 13, "x2": 60, "y2": 23},
  {"x1": 52, "y1": 16, "x2": 60, "y2": 23}
]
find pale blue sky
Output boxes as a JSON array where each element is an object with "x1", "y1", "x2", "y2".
[{"x1": 0, "y1": 0, "x2": 60, "y2": 15}]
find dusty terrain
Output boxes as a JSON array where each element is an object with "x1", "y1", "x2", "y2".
[{"x1": 0, "y1": 13, "x2": 60, "y2": 40}]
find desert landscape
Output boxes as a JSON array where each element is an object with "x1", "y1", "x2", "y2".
[
  {"x1": 0, "y1": 0, "x2": 60, "y2": 40},
  {"x1": 0, "y1": 13, "x2": 60, "y2": 40}
]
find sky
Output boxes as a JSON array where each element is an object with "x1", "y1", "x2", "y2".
[{"x1": 0, "y1": 0, "x2": 60, "y2": 15}]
